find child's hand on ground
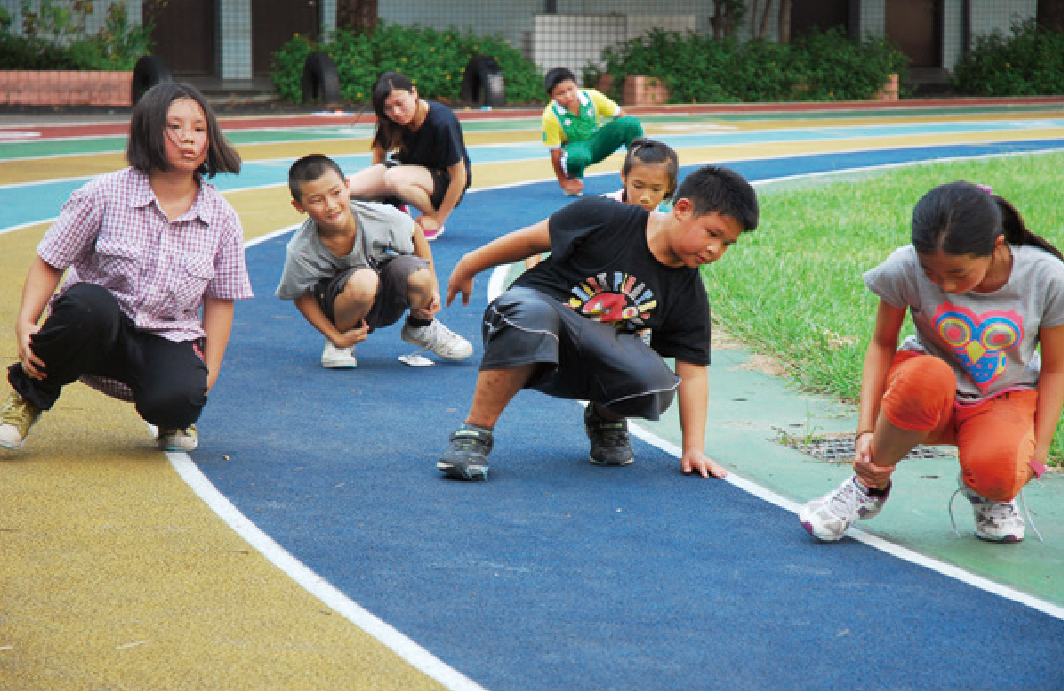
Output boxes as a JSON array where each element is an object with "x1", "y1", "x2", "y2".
[{"x1": 682, "y1": 448, "x2": 729, "y2": 479}]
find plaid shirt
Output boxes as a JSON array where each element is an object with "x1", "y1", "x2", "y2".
[{"x1": 39, "y1": 167, "x2": 253, "y2": 342}]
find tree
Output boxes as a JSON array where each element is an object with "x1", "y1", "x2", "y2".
[{"x1": 710, "y1": 0, "x2": 747, "y2": 40}]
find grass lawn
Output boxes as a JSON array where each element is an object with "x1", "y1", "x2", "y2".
[{"x1": 702, "y1": 151, "x2": 1064, "y2": 463}]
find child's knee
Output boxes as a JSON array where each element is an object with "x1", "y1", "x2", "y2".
[
  {"x1": 342, "y1": 269, "x2": 378, "y2": 303},
  {"x1": 137, "y1": 383, "x2": 206, "y2": 431},
  {"x1": 960, "y1": 438, "x2": 1033, "y2": 502},
  {"x1": 881, "y1": 355, "x2": 955, "y2": 431}
]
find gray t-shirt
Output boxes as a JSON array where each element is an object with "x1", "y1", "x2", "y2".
[
  {"x1": 864, "y1": 244, "x2": 1064, "y2": 401},
  {"x1": 276, "y1": 201, "x2": 416, "y2": 301}
]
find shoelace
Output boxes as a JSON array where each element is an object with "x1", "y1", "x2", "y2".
[
  {"x1": 0, "y1": 396, "x2": 33, "y2": 426},
  {"x1": 948, "y1": 488, "x2": 1043, "y2": 543}
]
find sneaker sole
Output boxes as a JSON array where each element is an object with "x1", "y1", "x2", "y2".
[
  {"x1": 321, "y1": 360, "x2": 358, "y2": 368},
  {"x1": 974, "y1": 531, "x2": 1024, "y2": 543},
  {"x1": 437, "y1": 461, "x2": 488, "y2": 481},
  {"x1": 400, "y1": 337, "x2": 472, "y2": 361},
  {"x1": 589, "y1": 454, "x2": 634, "y2": 467}
]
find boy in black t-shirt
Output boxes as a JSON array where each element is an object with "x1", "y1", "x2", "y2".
[{"x1": 441, "y1": 165, "x2": 759, "y2": 480}]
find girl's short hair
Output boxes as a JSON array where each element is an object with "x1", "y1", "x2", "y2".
[
  {"x1": 371, "y1": 71, "x2": 415, "y2": 152},
  {"x1": 912, "y1": 181, "x2": 1062, "y2": 260},
  {"x1": 126, "y1": 82, "x2": 241, "y2": 178},
  {"x1": 623, "y1": 138, "x2": 679, "y2": 198}
]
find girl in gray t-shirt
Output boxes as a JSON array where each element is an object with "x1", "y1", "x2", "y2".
[{"x1": 801, "y1": 181, "x2": 1064, "y2": 544}]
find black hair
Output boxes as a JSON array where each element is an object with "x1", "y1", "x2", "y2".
[
  {"x1": 911, "y1": 180, "x2": 1062, "y2": 260},
  {"x1": 544, "y1": 67, "x2": 577, "y2": 95},
  {"x1": 126, "y1": 81, "x2": 240, "y2": 178},
  {"x1": 623, "y1": 138, "x2": 679, "y2": 199},
  {"x1": 673, "y1": 165, "x2": 759, "y2": 231},
  {"x1": 288, "y1": 154, "x2": 345, "y2": 201},
  {"x1": 371, "y1": 71, "x2": 416, "y2": 152}
]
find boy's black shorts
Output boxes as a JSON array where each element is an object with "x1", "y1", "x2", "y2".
[
  {"x1": 480, "y1": 287, "x2": 680, "y2": 420},
  {"x1": 313, "y1": 255, "x2": 429, "y2": 331}
]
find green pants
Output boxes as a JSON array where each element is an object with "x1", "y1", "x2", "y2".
[{"x1": 562, "y1": 116, "x2": 644, "y2": 179}]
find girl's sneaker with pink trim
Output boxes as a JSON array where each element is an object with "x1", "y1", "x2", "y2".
[
  {"x1": 800, "y1": 476, "x2": 890, "y2": 541},
  {"x1": 422, "y1": 224, "x2": 445, "y2": 241}
]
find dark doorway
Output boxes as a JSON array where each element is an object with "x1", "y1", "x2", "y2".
[
  {"x1": 886, "y1": 0, "x2": 942, "y2": 68},
  {"x1": 791, "y1": 0, "x2": 852, "y2": 40},
  {"x1": 252, "y1": 0, "x2": 320, "y2": 75},
  {"x1": 147, "y1": 0, "x2": 216, "y2": 76}
]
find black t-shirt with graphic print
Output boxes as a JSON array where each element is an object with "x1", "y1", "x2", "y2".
[{"x1": 513, "y1": 196, "x2": 712, "y2": 365}]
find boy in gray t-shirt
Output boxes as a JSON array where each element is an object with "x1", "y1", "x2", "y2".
[{"x1": 277, "y1": 154, "x2": 472, "y2": 368}]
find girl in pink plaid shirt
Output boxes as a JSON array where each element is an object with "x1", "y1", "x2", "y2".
[{"x1": 0, "y1": 82, "x2": 253, "y2": 453}]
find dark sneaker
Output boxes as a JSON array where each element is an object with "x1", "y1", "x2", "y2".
[
  {"x1": 438, "y1": 427, "x2": 493, "y2": 480},
  {"x1": 583, "y1": 404, "x2": 633, "y2": 466}
]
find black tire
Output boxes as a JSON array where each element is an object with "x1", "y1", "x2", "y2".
[
  {"x1": 131, "y1": 55, "x2": 174, "y2": 105},
  {"x1": 302, "y1": 52, "x2": 341, "y2": 106},
  {"x1": 460, "y1": 55, "x2": 505, "y2": 108}
]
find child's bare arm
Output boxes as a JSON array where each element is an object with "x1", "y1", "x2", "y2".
[
  {"x1": 675, "y1": 359, "x2": 728, "y2": 479},
  {"x1": 447, "y1": 219, "x2": 551, "y2": 306}
]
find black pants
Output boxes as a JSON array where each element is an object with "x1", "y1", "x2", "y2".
[{"x1": 7, "y1": 283, "x2": 208, "y2": 430}]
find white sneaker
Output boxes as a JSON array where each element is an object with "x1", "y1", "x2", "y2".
[
  {"x1": 321, "y1": 342, "x2": 358, "y2": 368},
  {"x1": 957, "y1": 478, "x2": 1025, "y2": 543},
  {"x1": 158, "y1": 424, "x2": 198, "y2": 452},
  {"x1": 401, "y1": 320, "x2": 473, "y2": 360},
  {"x1": 800, "y1": 476, "x2": 890, "y2": 541}
]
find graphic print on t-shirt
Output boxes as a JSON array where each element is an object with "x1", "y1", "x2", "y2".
[
  {"x1": 568, "y1": 271, "x2": 657, "y2": 329},
  {"x1": 934, "y1": 302, "x2": 1023, "y2": 390}
]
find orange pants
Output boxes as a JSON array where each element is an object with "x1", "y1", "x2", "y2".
[{"x1": 880, "y1": 351, "x2": 1035, "y2": 502}]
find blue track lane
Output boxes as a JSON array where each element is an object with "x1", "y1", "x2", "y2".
[{"x1": 190, "y1": 151, "x2": 1064, "y2": 691}]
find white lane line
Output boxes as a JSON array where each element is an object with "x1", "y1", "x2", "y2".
[{"x1": 167, "y1": 451, "x2": 490, "y2": 691}]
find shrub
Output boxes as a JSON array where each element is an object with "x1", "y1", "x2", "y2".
[
  {"x1": 0, "y1": 1, "x2": 153, "y2": 71},
  {"x1": 270, "y1": 22, "x2": 543, "y2": 105},
  {"x1": 952, "y1": 19, "x2": 1064, "y2": 96},
  {"x1": 587, "y1": 28, "x2": 908, "y2": 104}
]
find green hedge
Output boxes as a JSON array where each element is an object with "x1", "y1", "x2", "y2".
[
  {"x1": 0, "y1": 4, "x2": 151, "y2": 71},
  {"x1": 271, "y1": 23, "x2": 543, "y2": 105},
  {"x1": 586, "y1": 28, "x2": 909, "y2": 103},
  {"x1": 952, "y1": 19, "x2": 1064, "y2": 96}
]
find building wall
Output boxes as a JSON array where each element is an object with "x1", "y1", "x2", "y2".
[{"x1": 218, "y1": 0, "x2": 253, "y2": 80}]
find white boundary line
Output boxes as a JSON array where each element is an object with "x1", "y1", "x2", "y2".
[{"x1": 167, "y1": 452, "x2": 490, "y2": 691}]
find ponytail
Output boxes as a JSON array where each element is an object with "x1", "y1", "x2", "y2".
[{"x1": 994, "y1": 195, "x2": 1064, "y2": 261}]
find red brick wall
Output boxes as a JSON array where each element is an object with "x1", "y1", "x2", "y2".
[{"x1": 0, "y1": 71, "x2": 133, "y2": 107}]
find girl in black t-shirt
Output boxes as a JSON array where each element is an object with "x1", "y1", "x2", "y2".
[{"x1": 347, "y1": 71, "x2": 472, "y2": 241}]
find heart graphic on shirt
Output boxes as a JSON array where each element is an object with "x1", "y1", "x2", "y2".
[{"x1": 934, "y1": 303, "x2": 1023, "y2": 390}]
